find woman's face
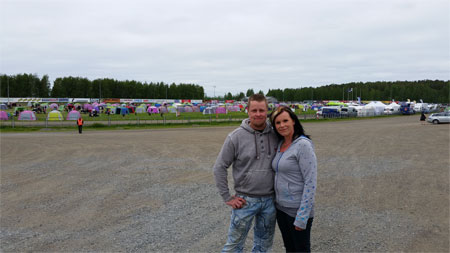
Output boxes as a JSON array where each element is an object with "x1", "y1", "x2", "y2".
[{"x1": 274, "y1": 111, "x2": 295, "y2": 139}]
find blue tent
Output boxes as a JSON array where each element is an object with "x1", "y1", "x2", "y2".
[{"x1": 120, "y1": 107, "x2": 129, "y2": 115}]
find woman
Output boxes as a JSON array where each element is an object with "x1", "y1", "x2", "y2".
[
  {"x1": 270, "y1": 106, "x2": 317, "y2": 253},
  {"x1": 420, "y1": 111, "x2": 426, "y2": 125}
]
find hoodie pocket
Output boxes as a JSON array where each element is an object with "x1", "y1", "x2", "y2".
[
  {"x1": 279, "y1": 182, "x2": 303, "y2": 208},
  {"x1": 238, "y1": 169, "x2": 274, "y2": 196}
]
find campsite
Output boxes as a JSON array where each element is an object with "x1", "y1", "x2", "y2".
[{"x1": 1, "y1": 115, "x2": 448, "y2": 252}]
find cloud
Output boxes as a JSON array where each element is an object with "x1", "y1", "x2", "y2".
[{"x1": 1, "y1": 0, "x2": 448, "y2": 97}]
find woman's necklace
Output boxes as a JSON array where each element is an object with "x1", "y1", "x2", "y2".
[{"x1": 281, "y1": 140, "x2": 291, "y2": 151}]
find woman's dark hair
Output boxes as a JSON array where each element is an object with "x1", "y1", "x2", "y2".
[{"x1": 270, "y1": 106, "x2": 310, "y2": 141}]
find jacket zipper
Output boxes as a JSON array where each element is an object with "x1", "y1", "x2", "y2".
[{"x1": 275, "y1": 151, "x2": 284, "y2": 202}]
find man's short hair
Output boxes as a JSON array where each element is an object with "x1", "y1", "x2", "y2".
[{"x1": 248, "y1": 94, "x2": 268, "y2": 109}]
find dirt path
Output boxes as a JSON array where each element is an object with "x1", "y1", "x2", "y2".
[{"x1": 1, "y1": 116, "x2": 448, "y2": 252}]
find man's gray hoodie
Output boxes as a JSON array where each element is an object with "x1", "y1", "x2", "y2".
[{"x1": 213, "y1": 118, "x2": 279, "y2": 202}]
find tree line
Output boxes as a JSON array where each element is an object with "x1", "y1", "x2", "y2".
[
  {"x1": 0, "y1": 74, "x2": 204, "y2": 99},
  {"x1": 1, "y1": 74, "x2": 448, "y2": 103},
  {"x1": 267, "y1": 80, "x2": 449, "y2": 103}
]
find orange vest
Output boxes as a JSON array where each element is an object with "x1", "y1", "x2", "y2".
[{"x1": 77, "y1": 118, "x2": 84, "y2": 126}]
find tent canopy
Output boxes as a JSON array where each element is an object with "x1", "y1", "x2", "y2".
[
  {"x1": 47, "y1": 110, "x2": 63, "y2": 121},
  {"x1": 18, "y1": 110, "x2": 37, "y2": 120},
  {"x1": 66, "y1": 110, "x2": 81, "y2": 120}
]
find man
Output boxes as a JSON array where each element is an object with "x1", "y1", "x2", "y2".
[
  {"x1": 213, "y1": 94, "x2": 278, "y2": 252},
  {"x1": 77, "y1": 116, "x2": 84, "y2": 134}
]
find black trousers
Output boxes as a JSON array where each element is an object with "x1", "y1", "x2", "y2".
[
  {"x1": 78, "y1": 125, "x2": 83, "y2": 134},
  {"x1": 276, "y1": 208, "x2": 313, "y2": 253}
]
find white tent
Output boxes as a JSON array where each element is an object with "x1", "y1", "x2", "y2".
[
  {"x1": 357, "y1": 105, "x2": 376, "y2": 117},
  {"x1": 366, "y1": 101, "x2": 386, "y2": 116},
  {"x1": 384, "y1": 102, "x2": 401, "y2": 115}
]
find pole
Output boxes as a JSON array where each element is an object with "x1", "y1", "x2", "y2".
[
  {"x1": 213, "y1": 85, "x2": 216, "y2": 98},
  {"x1": 342, "y1": 87, "x2": 344, "y2": 101},
  {"x1": 7, "y1": 78, "x2": 10, "y2": 105},
  {"x1": 99, "y1": 82, "x2": 102, "y2": 101}
]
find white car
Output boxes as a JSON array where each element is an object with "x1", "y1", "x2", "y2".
[{"x1": 427, "y1": 112, "x2": 450, "y2": 124}]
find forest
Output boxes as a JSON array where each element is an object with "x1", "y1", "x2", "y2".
[{"x1": 0, "y1": 74, "x2": 448, "y2": 103}]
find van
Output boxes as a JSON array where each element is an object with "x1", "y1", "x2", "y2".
[
  {"x1": 321, "y1": 106, "x2": 340, "y2": 118},
  {"x1": 340, "y1": 107, "x2": 357, "y2": 117}
]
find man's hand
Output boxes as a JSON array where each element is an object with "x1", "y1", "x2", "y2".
[
  {"x1": 294, "y1": 226, "x2": 304, "y2": 231},
  {"x1": 226, "y1": 196, "x2": 246, "y2": 209}
]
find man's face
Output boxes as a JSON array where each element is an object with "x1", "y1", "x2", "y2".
[{"x1": 248, "y1": 100, "x2": 268, "y2": 130}]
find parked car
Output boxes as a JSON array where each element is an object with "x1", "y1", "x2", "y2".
[
  {"x1": 427, "y1": 112, "x2": 450, "y2": 124},
  {"x1": 340, "y1": 107, "x2": 357, "y2": 117}
]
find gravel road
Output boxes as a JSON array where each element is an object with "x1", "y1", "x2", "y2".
[{"x1": 1, "y1": 116, "x2": 448, "y2": 252}]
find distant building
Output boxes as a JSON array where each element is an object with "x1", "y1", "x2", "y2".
[{"x1": 242, "y1": 96, "x2": 278, "y2": 103}]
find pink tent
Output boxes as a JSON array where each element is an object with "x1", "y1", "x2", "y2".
[
  {"x1": 49, "y1": 103, "x2": 59, "y2": 110},
  {"x1": 227, "y1": 105, "x2": 240, "y2": 112},
  {"x1": 0, "y1": 111, "x2": 8, "y2": 120},
  {"x1": 18, "y1": 110, "x2": 36, "y2": 120},
  {"x1": 216, "y1": 107, "x2": 227, "y2": 114},
  {"x1": 66, "y1": 110, "x2": 81, "y2": 120},
  {"x1": 159, "y1": 107, "x2": 169, "y2": 113},
  {"x1": 147, "y1": 106, "x2": 159, "y2": 113},
  {"x1": 184, "y1": 106, "x2": 193, "y2": 113},
  {"x1": 192, "y1": 106, "x2": 200, "y2": 112},
  {"x1": 84, "y1": 104, "x2": 93, "y2": 111}
]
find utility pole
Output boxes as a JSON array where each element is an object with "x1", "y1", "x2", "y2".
[{"x1": 7, "y1": 78, "x2": 10, "y2": 105}]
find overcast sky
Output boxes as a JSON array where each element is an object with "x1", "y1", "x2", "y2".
[{"x1": 1, "y1": 0, "x2": 449, "y2": 97}]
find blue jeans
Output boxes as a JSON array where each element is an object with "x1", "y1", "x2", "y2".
[{"x1": 222, "y1": 195, "x2": 276, "y2": 253}]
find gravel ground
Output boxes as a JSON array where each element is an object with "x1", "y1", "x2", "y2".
[{"x1": 1, "y1": 116, "x2": 449, "y2": 252}]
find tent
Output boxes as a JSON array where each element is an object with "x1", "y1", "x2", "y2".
[
  {"x1": 66, "y1": 110, "x2": 81, "y2": 120},
  {"x1": 147, "y1": 106, "x2": 159, "y2": 114},
  {"x1": 49, "y1": 103, "x2": 59, "y2": 110},
  {"x1": 184, "y1": 106, "x2": 193, "y2": 113},
  {"x1": 357, "y1": 105, "x2": 376, "y2": 117},
  {"x1": 0, "y1": 104, "x2": 7, "y2": 110},
  {"x1": 120, "y1": 107, "x2": 129, "y2": 116},
  {"x1": 227, "y1": 105, "x2": 240, "y2": 112},
  {"x1": 47, "y1": 110, "x2": 63, "y2": 121},
  {"x1": 159, "y1": 107, "x2": 168, "y2": 113},
  {"x1": 384, "y1": 102, "x2": 401, "y2": 115},
  {"x1": 84, "y1": 104, "x2": 93, "y2": 111},
  {"x1": 0, "y1": 111, "x2": 8, "y2": 120},
  {"x1": 167, "y1": 106, "x2": 177, "y2": 113},
  {"x1": 202, "y1": 106, "x2": 217, "y2": 115},
  {"x1": 18, "y1": 110, "x2": 37, "y2": 120},
  {"x1": 216, "y1": 107, "x2": 227, "y2": 114},
  {"x1": 135, "y1": 107, "x2": 146, "y2": 113},
  {"x1": 192, "y1": 106, "x2": 200, "y2": 112},
  {"x1": 366, "y1": 101, "x2": 386, "y2": 116}
]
